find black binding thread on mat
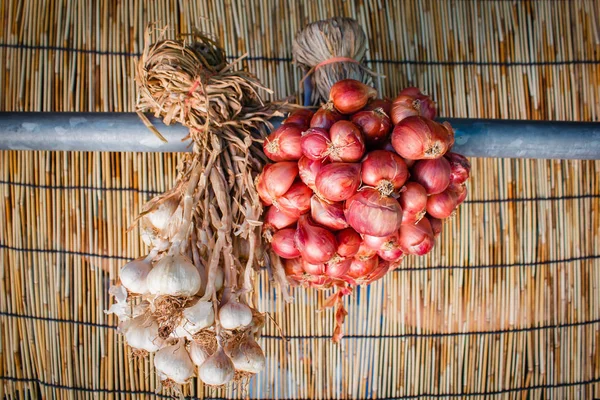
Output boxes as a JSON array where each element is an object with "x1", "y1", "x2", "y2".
[
  {"x1": 1, "y1": 374, "x2": 599, "y2": 398},
  {"x1": 1, "y1": 311, "x2": 599, "y2": 340},
  {"x1": 0, "y1": 43, "x2": 598, "y2": 66},
  {"x1": 2, "y1": 180, "x2": 599, "y2": 205}
]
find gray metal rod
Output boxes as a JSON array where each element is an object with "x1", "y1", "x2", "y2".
[{"x1": 0, "y1": 112, "x2": 599, "y2": 159}]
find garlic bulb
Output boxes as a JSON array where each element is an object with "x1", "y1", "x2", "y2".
[
  {"x1": 214, "y1": 267, "x2": 224, "y2": 292},
  {"x1": 189, "y1": 341, "x2": 210, "y2": 367},
  {"x1": 145, "y1": 197, "x2": 179, "y2": 232},
  {"x1": 173, "y1": 300, "x2": 214, "y2": 338},
  {"x1": 146, "y1": 255, "x2": 201, "y2": 297},
  {"x1": 124, "y1": 314, "x2": 164, "y2": 352},
  {"x1": 154, "y1": 340, "x2": 195, "y2": 384},
  {"x1": 198, "y1": 347, "x2": 234, "y2": 386},
  {"x1": 225, "y1": 336, "x2": 266, "y2": 374},
  {"x1": 119, "y1": 258, "x2": 152, "y2": 294},
  {"x1": 219, "y1": 301, "x2": 253, "y2": 330}
]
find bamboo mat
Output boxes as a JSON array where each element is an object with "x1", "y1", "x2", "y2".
[{"x1": 1, "y1": 1, "x2": 600, "y2": 399}]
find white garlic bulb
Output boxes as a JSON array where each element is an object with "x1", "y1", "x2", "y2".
[
  {"x1": 154, "y1": 340, "x2": 195, "y2": 384},
  {"x1": 219, "y1": 301, "x2": 253, "y2": 330},
  {"x1": 119, "y1": 258, "x2": 152, "y2": 294},
  {"x1": 198, "y1": 347, "x2": 234, "y2": 386},
  {"x1": 146, "y1": 255, "x2": 201, "y2": 297},
  {"x1": 225, "y1": 336, "x2": 266, "y2": 374},
  {"x1": 145, "y1": 197, "x2": 179, "y2": 232},
  {"x1": 189, "y1": 341, "x2": 210, "y2": 367},
  {"x1": 173, "y1": 300, "x2": 214, "y2": 338},
  {"x1": 124, "y1": 314, "x2": 164, "y2": 352},
  {"x1": 214, "y1": 266, "x2": 224, "y2": 292}
]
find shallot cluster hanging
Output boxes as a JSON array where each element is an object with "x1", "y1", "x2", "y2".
[{"x1": 260, "y1": 79, "x2": 471, "y2": 341}]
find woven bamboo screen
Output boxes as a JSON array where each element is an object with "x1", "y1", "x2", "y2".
[{"x1": 1, "y1": 1, "x2": 599, "y2": 399}]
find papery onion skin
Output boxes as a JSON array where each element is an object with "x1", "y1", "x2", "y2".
[
  {"x1": 310, "y1": 103, "x2": 344, "y2": 130},
  {"x1": 411, "y1": 157, "x2": 451, "y2": 195},
  {"x1": 330, "y1": 79, "x2": 378, "y2": 114},
  {"x1": 315, "y1": 163, "x2": 361, "y2": 202},
  {"x1": 298, "y1": 156, "x2": 329, "y2": 191},
  {"x1": 335, "y1": 228, "x2": 362, "y2": 257},
  {"x1": 284, "y1": 108, "x2": 315, "y2": 128},
  {"x1": 426, "y1": 189, "x2": 458, "y2": 219},
  {"x1": 361, "y1": 150, "x2": 408, "y2": 196},
  {"x1": 351, "y1": 109, "x2": 391, "y2": 147},
  {"x1": 263, "y1": 123, "x2": 304, "y2": 162},
  {"x1": 391, "y1": 116, "x2": 450, "y2": 160},
  {"x1": 398, "y1": 218, "x2": 435, "y2": 256},
  {"x1": 364, "y1": 99, "x2": 392, "y2": 116},
  {"x1": 328, "y1": 121, "x2": 366, "y2": 162},
  {"x1": 398, "y1": 182, "x2": 428, "y2": 224},
  {"x1": 294, "y1": 215, "x2": 338, "y2": 264},
  {"x1": 276, "y1": 181, "x2": 312, "y2": 218},
  {"x1": 301, "y1": 128, "x2": 331, "y2": 161},
  {"x1": 271, "y1": 228, "x2": 301, "y2": 259},
  {"x1": 310, "y1": 195, "x2": 348, "y2": 231},
  {"x1": 446, "y1": 152, "x2": 471, "y2": 184},
  {"x1": 449, "y1": 182, "x2": 468, "y2": 205},
  {"x1": 344, "y1": 188, "x2": 403, "y2": 237},
  {"x1": 256, "y1": 162, "x2": 298, "y2": 206},
  {"x1": 427, "y1": 215, "x2": 443, "y2": 238},
  {"x1": 390, "y1": 88, "x2": 436, "y2": 124}
]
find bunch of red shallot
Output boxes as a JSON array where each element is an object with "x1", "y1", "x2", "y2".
[{"x1": 260, "y1": 80, "x2": 471, "y2": 341}]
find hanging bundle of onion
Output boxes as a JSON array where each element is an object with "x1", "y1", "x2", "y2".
[{"x1": 107, "y1": 27, "x2": 283, "y2": 389}]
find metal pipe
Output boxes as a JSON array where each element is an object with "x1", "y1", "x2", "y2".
[{"x1": 0, "y1": 112, "x2": 599, "y2": 159}]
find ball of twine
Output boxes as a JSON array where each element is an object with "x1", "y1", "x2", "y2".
[{"x1": 293, "y1": 17, "x2": 375, "y2": 105}]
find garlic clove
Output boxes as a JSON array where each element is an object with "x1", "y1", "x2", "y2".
[
  {"x1": 189, "y1": 341, "x2": 210, "y2": 367},
  {"x1": 173, "y1": 299, "x2": 215, "y2": 337},
  {"x1": 119, "y1": 258, "x2": 152, "y2": 294},
  {"x1": 154, "y1": 340, "x2": 195, "y2": 384},
  {"x1": 218, "y1": 301, "x2": 253, "y2": 330},
  {"x1": 124, "y1": 314, "x2": 164, "y2": 353},
  {"x1": 146, "y1": 254, "x2": 201, "y2": 297},
  {"x1": 225, "y1": 336, "x2": 266, "y2": 374},
  {"x1": 198, "y1": 347, "x2": 234, "y2": 386}
]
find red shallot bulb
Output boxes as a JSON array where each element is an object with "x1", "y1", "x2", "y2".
[
  {"x1": 449, "y1": 182, "x2": 468, "y2": 205},
  {"x1": 335, "y1": 228, "x2": 362, "y2": 257},
  {"x1": 363, "y1": 99, "x2": 392, "y2": 116},
  {"x1": 263, "y1": 206, "x2": 298, "y2": 240},
  {"x1": 325, "y1": 257, "x2": 352, "y2": 278},
  {"x1": 391, "y1": 116, "x2": 450, "y2": 159},
  {"x1": 310, "y1": 103, "x2": 344, "y2": 130},
  {"x1": 365, "y1": 259, "x2": 392, "y2": 284},
  {"x1": 426, "y1": 189, "x2": 458, "y2": 219},
  {"x1": 378, "y1": 247, "x2": 404, "y2": 263},
  {"x1": 284, "y1": 257, "x2": 304, "y2": 281},
  {"x1": 256, "y1": 162, "x2": 298, "y2": 206},
  {"x1": 446, "y1": 152, "x2": 471, "y2": 184},
  {"x1": 301, "y1": 128, "x2": 331, "y2": 161},
  {"x1": 398, "y1": 182, "x2": 428, "y2": 224},
  {"x1": 298, "y1": 156, "x2": 329, "y2": 191},
  {"x1": 284, "y1": 108, "x2": 314, "y2": 128},
  {"x1": 347, "y1": 255, "x2": 379, "y2": 280},
  {"x1": 344, "y1": 188, "x2": 403, "y2": 237},
  {"x1": 351, "y1": 109, "x2": 391, "y2": 147},
  {"x1": 271, "y1": 229, "x2": 301, "y2": 259},
  {"x1": 330, "y1": 79, "x2": 378, "y2": 114},
  {"x1": 390, "y1": 87, "x2": 436, "y2": 124},
  {"x1": 310, "y1": 196, "x2": 348, "y2": 231},
  {"x1": 411, "y1": 158, "x2": 451, "y2": 195},
  {"x1": 398, "y1": 218, "x2": 435, "y2": 256},
  {"x1": 301, "y1": 259, "x2": 326, "y2": 276},
  {"x1": 363, "y1": 231, "x2": 399, "y2": 251},
  {"x1": 328, "y1": 121, "x2": 366, "y2": 162},
  {"x1": 442, "y1": 122, "x2": 455, "y2": 150},
  {"x1": 427, "y1": 215, "x2": 443, "y2": 238},
  {"x1": 263, "y1": 124, "x2": 304, "y2": 162},
  {"x1": 276, "y1": 181, "x2": 312, "y2": 218},
  {"x1": 361, "y1": 150, "x2": 409, "y2": 196},
  {"x1": 315, "y1": 163, "x2": 361, "y2": 202},
  {"x1": 355, "y1": 241, "x2": 377, "y2": 260},
  {"x1": 294, "y1": 215, "x2": 337, "y2": 264}
]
